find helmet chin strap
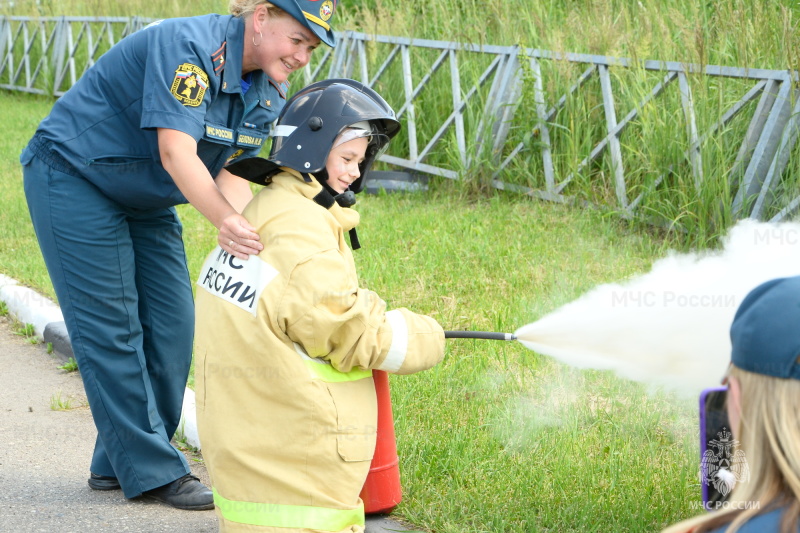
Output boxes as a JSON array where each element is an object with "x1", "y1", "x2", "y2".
[
  {"x1": 312, "y1": 171, "x2": 358, "y2": 207},
  {"x1": 334, "y1": 190, "x2": 356, "y2": 208},
  {"x1": 310, "y1": 176, "x2": 361, "y2": 250}
]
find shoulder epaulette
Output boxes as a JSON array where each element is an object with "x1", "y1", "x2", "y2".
[
  {"x1": 212, "y1": 41, "x2": 226, "y2": 75},
  {"x1": 268, "y1": 79, "x2": 289, "y2": 99}
]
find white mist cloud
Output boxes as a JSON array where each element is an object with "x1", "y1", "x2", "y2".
[{"x1": 515, "y1": 220, "x2": 800, "y2": 395}]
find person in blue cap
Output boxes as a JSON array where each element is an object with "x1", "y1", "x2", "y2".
[
  {"x1": 20, "y1": 0, "x2": 336, "y2": 511},
  {"x1": 663, "y1": 275, "x2": 800, "y2": 533}
]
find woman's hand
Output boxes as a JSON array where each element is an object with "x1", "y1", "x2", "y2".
[
  {"x1": 218, "y1": 213, "x2": 262, "y2": 260},
  {"x1": 158, "y1": 128, "x2": 263, "y2": 260},
  {"x1": 215, "y1": 167, "x2": 263, "y2": 259}
]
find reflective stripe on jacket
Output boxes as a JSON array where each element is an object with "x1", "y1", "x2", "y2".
[{"x1": 213, "y1": 488, "x2": 365, "y2": 531}]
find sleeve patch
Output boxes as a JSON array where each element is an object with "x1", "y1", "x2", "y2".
[
  {"x1": 197, "y1": 246, "x2": 278, "y2": 316},
  {"x1": 171, "y1": 63, "x2": 209, "y2": 107}
]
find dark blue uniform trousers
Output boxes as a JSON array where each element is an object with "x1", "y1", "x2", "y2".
[{"x1": 22, "y1": 151, "x2": 193, "y2": 498}]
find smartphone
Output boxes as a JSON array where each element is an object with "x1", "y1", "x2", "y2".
[{"x1": 699, "y1": 386, "x2": 731, "y2": 508}]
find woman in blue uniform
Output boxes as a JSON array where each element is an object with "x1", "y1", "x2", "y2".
[{"x1": 20, "y1": 0, "x2": 336, "y2": 511}]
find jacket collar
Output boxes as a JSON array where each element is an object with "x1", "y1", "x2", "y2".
[{"x1": 272, "y1": 169, "x2": 360, "y2": 233}]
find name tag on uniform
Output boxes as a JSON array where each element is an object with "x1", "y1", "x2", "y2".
[
  {"x1": 205, "y1": 124, "x2": 235, "y2": 142},
  {"x1": 197, "y1": 247, "x2": 278, "y2": 316},
  {"x1": 236, "y1": 128, "x2": 266, "y2": 149}
]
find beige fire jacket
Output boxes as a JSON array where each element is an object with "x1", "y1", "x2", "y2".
[{"x1": 194, "y1": 169, "x2": 445, "y2": 532}]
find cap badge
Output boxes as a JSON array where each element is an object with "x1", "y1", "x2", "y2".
[{"x1": 320, "y1": 0, "x2": 334, "y2": 21}]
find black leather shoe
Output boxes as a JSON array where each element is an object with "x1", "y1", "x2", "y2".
[
  {"x1": 143, "y1": 474, "x2": 214, "y2": 511},
  {"x1": 88, "y1": 472, "x2": 121, "y2": 491}
]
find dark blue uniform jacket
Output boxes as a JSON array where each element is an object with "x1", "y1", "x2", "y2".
[{"x1": 31, "y1": 14, "x2": 286, "y2": 209}]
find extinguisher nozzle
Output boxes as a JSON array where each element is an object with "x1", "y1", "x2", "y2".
[{"x1": 445, "y1": 331, "x2": 518, "y2": 341}]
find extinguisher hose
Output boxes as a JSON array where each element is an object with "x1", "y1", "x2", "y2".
[{"x1": 444, "y1": 330, "x2": 517, "y2": 341}]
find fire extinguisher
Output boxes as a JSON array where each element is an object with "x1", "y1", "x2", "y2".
[
  {"x1": 359, "y1": 369, "x2": 402, "y2": 514},
  {"x1": 359, "y1": 332, "x2": 515, "y2": 513}
]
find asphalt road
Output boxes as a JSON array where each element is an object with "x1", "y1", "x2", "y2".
[
  {"x1": 0, "y1": 314, "x2": 413, "y2": 533},
  {"x1": 0, "y1": 314, "x2": 218, "y2": 532}
]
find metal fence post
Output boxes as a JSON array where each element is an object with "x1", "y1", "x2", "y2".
[{"x1": 732, "y1": 78, "x2": 793, "y2": 218}]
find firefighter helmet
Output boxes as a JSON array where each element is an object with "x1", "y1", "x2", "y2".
[{"x1": 269, "y1": 78, "x2": 401, "y2": 194}]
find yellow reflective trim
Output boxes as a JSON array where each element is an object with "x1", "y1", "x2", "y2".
[
  {"x1": 303, "y1": 11, "x2": 331, "y2": 31},
  {"x1": 213, "y1": 488, "x2": 365, "y2": 530},
  {"x1": 305, "y1": 359, "x2": 372, "y2": 382}
]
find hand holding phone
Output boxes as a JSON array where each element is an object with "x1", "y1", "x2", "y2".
[{"x1": 699, "y1": 386, "x2": 742, "y2": 508}]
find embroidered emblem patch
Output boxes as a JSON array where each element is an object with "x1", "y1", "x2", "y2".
[
  {"x1": 171, "y1": 63, "x2": 209, "y2": 107},
  {"x1": 320, "y1": 0, "x2": 334, "y2": 21}
]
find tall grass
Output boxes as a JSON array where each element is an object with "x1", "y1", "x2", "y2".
[
  {"x1": 345, "y1": 0, "x2": 800, "y2": 246},
  {"x1": 3, "y1": 1, "x2": 798, "y2": 244},
  {"x1": 6, "y1": 0, "x2": 796, "y2": 86},
  {"x1": 347, "y1": 0, "x2": 800, "y2": 72}
]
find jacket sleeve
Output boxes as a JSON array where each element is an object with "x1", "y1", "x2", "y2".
[{"x1": 277, "y1": 248, "x2": 445, "y2": 375}]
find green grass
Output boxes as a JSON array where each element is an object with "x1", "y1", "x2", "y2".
[
  {"x1": 58, "y1": 356, "x2": 79, "y2": 372},
  {"x1": 13, "y1": 321, "x2": 38, "y2": 343},
  {"x1": 353, "y1": 186, "x2": 695, "y2": 532},
  {"x1": 0, "y1": 92, "x2": 54, "y2": 298},
  {"x1": 49, "y1": 390, "x2": 79, "y2": 410},
  {"x1": 7, "y1": 1, "x2": 797, "y2": 73},
  {"x1": 0, "y1": 89, "x2": 701, "y2": 531}
]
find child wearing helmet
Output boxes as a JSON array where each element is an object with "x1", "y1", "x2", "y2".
[{"x1": 194, "y1": 79, "x2": 445, "y2": 533}]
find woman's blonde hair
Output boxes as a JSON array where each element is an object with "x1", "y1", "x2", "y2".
[
  {"x1": 663, "y1": 365, "x2": 800, "y2": 533},
  {"x1": 229, "y1": 0, "x2": 286, "y2": 18}
]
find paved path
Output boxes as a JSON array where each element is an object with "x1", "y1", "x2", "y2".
[{"x1": 0, "y1": 314, "x2": 218, "y2": 532}]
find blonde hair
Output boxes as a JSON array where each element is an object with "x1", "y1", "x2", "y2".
[
  {"x1": 663, "y1": 366, "x2": 800, "y2": 533},
  {"x1": 229, "y1": 0, "x2": 286, "y2": 18}
]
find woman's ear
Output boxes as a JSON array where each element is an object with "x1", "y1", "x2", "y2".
[{"x1": 252, "y1": 4, "x2": 269, "y2": 33}]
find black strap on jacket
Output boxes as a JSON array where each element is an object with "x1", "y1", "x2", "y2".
[{"x1": 311, "y1": 183, "x2": 361, "y2": 250}]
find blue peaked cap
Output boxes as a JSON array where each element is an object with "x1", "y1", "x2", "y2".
[
  {"x1": 270, "y1": 0, "x2": 337, "y2": 47},
  {"x1": 730, "y1": 276, "x2": 800, "y2": 380}
]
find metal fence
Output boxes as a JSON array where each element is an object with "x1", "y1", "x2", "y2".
[{"x1": 2, "y1": 15, "x2": 798, "y2": 222}]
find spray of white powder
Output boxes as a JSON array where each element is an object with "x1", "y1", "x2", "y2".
[{"x1": 515, "y1": 220, "x2": 800, "y2": 395}]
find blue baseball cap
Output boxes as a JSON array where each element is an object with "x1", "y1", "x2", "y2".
[
  {"x1": 730, "y1": 276, "x2": 800, "y2": 379},
  {"x1": 271, "y1": 0, "x2": 337, "y2": 47}
]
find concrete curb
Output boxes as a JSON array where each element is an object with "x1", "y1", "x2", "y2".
[
  {"x1": 0, "y1": 274, "x2": 63, "y2": 337},
  {"x1": 0, "y1": 273, "x2": 202, "y2": 449},
  {"x1": 0, "y1": 274, "x2": 414, "y2": 532}
]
